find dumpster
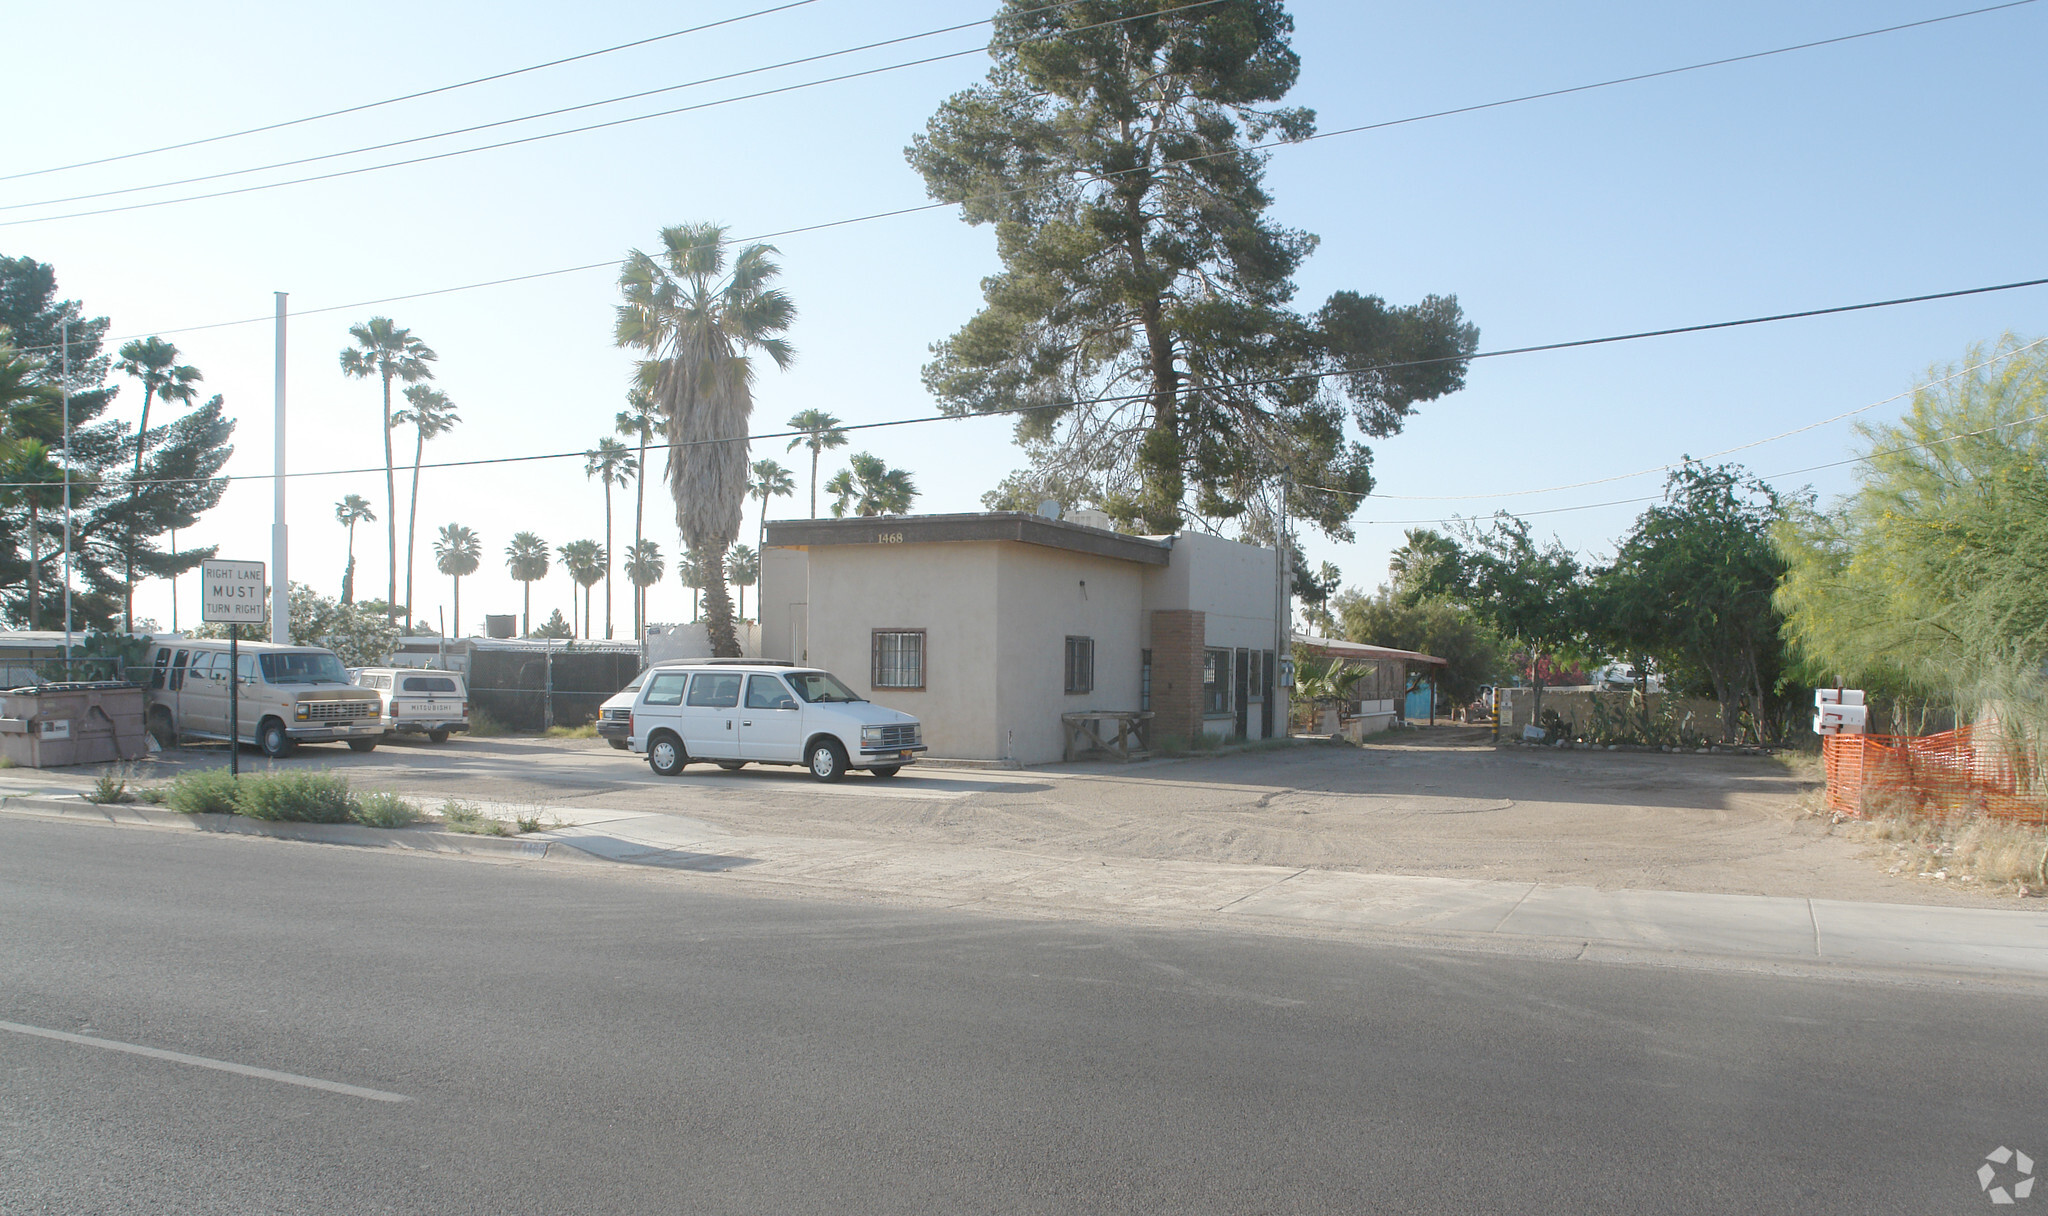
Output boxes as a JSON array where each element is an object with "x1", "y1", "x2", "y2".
[{"x1": 0, "y1": 682, "x2": 151, "y2": 767}]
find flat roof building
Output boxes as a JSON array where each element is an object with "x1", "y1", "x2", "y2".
[{"x1": 760, "y1": 512, "x2": 1285, "y2": 765}]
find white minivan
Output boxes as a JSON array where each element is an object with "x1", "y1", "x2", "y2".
[{"x1": 628, "y1": 661, "x2": 924, "y2": 781}]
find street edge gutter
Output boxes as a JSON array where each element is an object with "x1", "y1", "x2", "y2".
[{"x1": 0, "y1": 794, "x2": 566, "y2": 861}]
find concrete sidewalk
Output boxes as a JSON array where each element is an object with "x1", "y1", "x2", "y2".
[{"x1": 8, "y1": 787, "x2": 2047, "y2": 980}]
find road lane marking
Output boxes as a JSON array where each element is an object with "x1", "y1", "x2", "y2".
[{"x1": 0, "y1": 1019, "x2": 413, "y2": 1103}]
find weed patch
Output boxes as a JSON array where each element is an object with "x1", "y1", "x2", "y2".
[
  {"x1": 543, "y1": 723, "x2": 597, "y2": 740},
  {"x1": 87, "y1": 765, "x2": 136, "y2": 805},
  {"x1": 237, "y1": 772, "x2": 355, "y2": 823},
  {"x1": 438, "y1": 799, "x2": 509, "y2": 836},
  {"x1": 165, "y1": 768, "x2": 242, "y2": 815},
  {"x1": 353, "y1": 790, "x2": 421, "y2": 829},
  {"x1": 1849, "y1": 812, "x2": 2048, "y2": 894},
  {"x1": 466, "y1": 708, "x2": 508, "y2": 738}
]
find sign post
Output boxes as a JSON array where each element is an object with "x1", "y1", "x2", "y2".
[{"x1": 201, "y1": 559, "x2": 267, "y2": 776}]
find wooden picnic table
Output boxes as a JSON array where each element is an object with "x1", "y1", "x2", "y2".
[{"x1": 1061, "y1": 710, "x2": 1153, "y2": 762}]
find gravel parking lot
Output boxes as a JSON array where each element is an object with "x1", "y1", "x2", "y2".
[{"x1": 14, "y1": 724, "x2": 2010, "y2": 908}]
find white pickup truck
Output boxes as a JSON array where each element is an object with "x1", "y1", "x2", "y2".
[{"x1": 351, "y1": 668, "x2": 470, "y2": 743}]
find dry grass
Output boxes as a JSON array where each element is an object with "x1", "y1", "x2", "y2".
[{"x1": 1848, "y1": 809, "x2": 2048, "y2": 894}]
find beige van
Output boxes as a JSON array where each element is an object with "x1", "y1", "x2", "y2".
[{"x1": 143, "y1": 639, "x2": 383, "y2": 757}]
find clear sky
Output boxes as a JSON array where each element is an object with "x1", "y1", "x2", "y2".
[{"x1": 4, "y1": 0, "x2": 2044, "y2": 637}]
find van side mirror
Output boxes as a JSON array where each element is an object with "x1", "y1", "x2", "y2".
[{"x1": 776, "y1": 697, "x2": 796, "y2": 710}]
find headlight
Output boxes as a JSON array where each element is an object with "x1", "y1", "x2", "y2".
[
  {"x1": 294, "y1": 706, "x2": 309, "y2": 721},
  {"x1": 861, "y1": 725, "x2": 883, "y2": 745}
]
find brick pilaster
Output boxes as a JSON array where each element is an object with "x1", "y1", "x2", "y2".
[{"x1": 1150, "y1": 609, "x2": 1206, "y2": 744}]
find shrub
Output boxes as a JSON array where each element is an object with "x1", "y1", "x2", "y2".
[
  {"x1": 165, "y1": 768, "x2": 243, "y2": 815},
  {"x1": 88, "y1": 765, "x2": 134, "y2": 805},
  {"x1": 466, "y1": 708, "x2": 508, "y2": 738},
  {"x1": 135, "y1": 785, "x2": 168, "y2": 805},
  {"x1": 439, "y1": 799, "x2": 508, "y2": 836},
  {"x1": 353, "y1": 790, "x2": 420, "y2": 829},
  {"x1": 543, "y1": 723, "x2": 596, "y2": 740},
  {"x1": 236, "y1": 772, "x2": 356, "y2": 823}
]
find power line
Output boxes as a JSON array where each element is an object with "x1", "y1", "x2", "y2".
[
  {"x1": 10, "y1": 274, "x2": 2044, "y2": 491},
  {"x1": 0, "y1": 0, "x2": 828, "y2": 183},
  {"x1": 0, "y1": 0, "x2": 1227, "y2": 228},
  {"x1": 2, "y1": 0, "x2": 2026, "y2": 231},
  {"x1": 1, "y1": 1, "x2": 1125, "y2": 214},
  {"x1": 1349, "y1": 407, "x2": 2048, "y2": 529},
  {"x1": 1356, "y1": 335, "x2": 2048, "y2": 501}
]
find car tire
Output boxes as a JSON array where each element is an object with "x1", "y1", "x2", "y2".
[
  {"x1": 806, "y1": 739, "x2": 849, "y2": 783},
  {"x1": 428, "y1": 729, "x2": 450, "y2": 744},
  {"x1": 258, "y1": 718, "x2": 295, "y2": 759},
  {"x1": 716, "y1": 761, "x2": 746, "y2": 772},
  {"x1": 348, "y1": 739, "x2": 378, "y2": 753},
  {"x1": 648, "y1": 731, "x2": 687, "y2": 777},
  {"x1": 607, "y1": 738, "x2": 630, "y2": 751},
  {"x1": 148, "y1": 707, "x2": 176, "y2": 748},
  {"x1": 869, "y1": 765, "x2": 901, "y2": 779}
]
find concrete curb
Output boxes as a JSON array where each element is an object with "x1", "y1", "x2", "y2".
[{"x1": 0, "y1": 794, "x2": 558, "y2": 860}]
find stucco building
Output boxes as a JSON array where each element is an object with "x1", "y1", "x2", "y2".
[{"x1": 759, "y1": 512, "x2": 1284, "y2": 765}]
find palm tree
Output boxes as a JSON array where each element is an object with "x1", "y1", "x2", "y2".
[
  {"x1": 114, "y1": 336, "x2": 203, "y2": 632},
  {"x1": 432, "y1": 523, "x2": 482, "y2": 637},
  {"x1": 827, "y1": 452, "x2": 919, "y2": 517},
  {"x1": 748, "y1": 457, "x2": 795, "y2": 555},
  {"x1": 614, "y1": 221, "x2": 796, "y2": 658},
  {"x1": 726, "y1": 544, "x2": 759, "y2": 624},
  {"x1": 676, "y1": 548, "x2": 704, "y2": 622},
  {"x1": 616, "y1": 376, "x2": 662, "y2": 638},
  {"x1": 338, "y1": 317, "x2": 437, "y2": 621},
  {"x1": 785, "y1": 409, "x2": 847, "y2": 519},
  {"x1": 504, "y1": 532, "x2": 551, "y2": 635},
  {"x1": 334, "y1": 494, "x2": 376, "y2": 604},
  {"x1": 559, "y1": 540, "x2": 606, "y2": 639},
  {"x1": 622, "y1": 539, "x2": 665, "y2": 639},
  {"x1": 585, "y1": 437, "x2": 638, "y2": 639},
  {"x1": 392, "y1": 384, "x2": 460, "y2": 626}
]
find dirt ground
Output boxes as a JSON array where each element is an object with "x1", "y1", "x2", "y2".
[
  {"x1": 19, "y1": 726, "x2": 2021, "y2": 907},
  {"x1": 606, "y1": 726, "x2": 2016, "y2": 907}
]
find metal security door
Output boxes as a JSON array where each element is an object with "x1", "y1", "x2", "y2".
[
  {"x1": 1234, "y1": 648, "x2": 1250, "y2": 739},
  {"x1": 1260, "y1": 650, "x2": 1275, "y2": 739}
]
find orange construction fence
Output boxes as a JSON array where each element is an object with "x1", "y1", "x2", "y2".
[{"x1": 1823, "y1": 725, "x2": 2046, "y2": 824}]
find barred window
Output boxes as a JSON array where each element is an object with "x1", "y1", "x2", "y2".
[
  {"x1": 872, "y1": 629, "x2": 926, "y2": 690},
  {"x1": 1204, "y1": 648, "x2": 1230, "y2": 715},
  {"x1": 1064, "y1": 636, "x2": 1094, "y2": 695}
]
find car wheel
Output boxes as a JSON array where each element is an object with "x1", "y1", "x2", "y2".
[
  {"x1": 428, "y1": 729, "x2": 450, "y2": 744},
  {"x1": 147, "y1": 707, "x2": 176, "y2": 748},
  {"x1": 806, "y1": 739, "x2": 848, "y2": 783},
  {"x1": 648, "y1": 732, "x2": 686, "y2": 777},
  {"x1": 258, "y1": 718, "x2": 295, "y2": 759},
  {"x1": 869, "y1": 765, "x2": 901, "y2": 779},
  {"x1": 348, "y1": 739, "x2": 378, "y2": 753},
  {"x1": 716, "y1": 761, "x2": 746, "y2": 772},
  {"x1": 607, "y1": 738, "x2": 630, "y2": 751}
]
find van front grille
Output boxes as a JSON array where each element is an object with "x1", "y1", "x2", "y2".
[
  {"x1": 305, "y1": 700, "x2": 376, "y2": 722},
  {"x1": 873, "y1": 723, "x2": 920, "y2": 749}
]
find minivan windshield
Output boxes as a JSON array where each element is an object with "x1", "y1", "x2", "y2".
[
  {"x1": 259, "y1": 651, "x2": 349, "y2": 685},
  {"x1": 787, "y1": 671, "x2": 864, "y2": 703}
]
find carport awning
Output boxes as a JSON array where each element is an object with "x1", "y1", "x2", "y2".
[{"x1": 1293, "y1": 632, "x2": 1447, "y2": 667}]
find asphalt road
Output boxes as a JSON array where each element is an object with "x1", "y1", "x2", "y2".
[{"x1": 3, "y1": 815, "x2": 2042, "y2": 1215}]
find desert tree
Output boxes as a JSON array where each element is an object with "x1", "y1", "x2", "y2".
[
  {"x1": 784, "y1": 408, "x2": 846, "y2": 518},
  {"x1": 749, "y1": 456, "x2": 794, "y2": 554},
  {"x1": 826, "y1": 452, "x2": 917, "y2": 517},
  {"x1": 334, "y1": 493, "x2": 376, "y2": 604},
  {"x1": 114, "y1": 336, "x2": 201, "y2": 631},
  {"x1": 392, "y1": 383, "x2": 459, "y2": 625},
  {"x1": 560, "y1": 539, "x2": 606, "y2": 639},
  {"x1": 585, "y1": 436, "x2": 638, "y2": 639},
  {"x1": 622, "y1": 538, "x2": 665, "y2": 638}
]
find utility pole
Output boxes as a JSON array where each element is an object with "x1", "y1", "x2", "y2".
[
  {"x1": 270, "y1": 292, "x2": 290, "y2": 644},
  {"x1": 60, "y1": 320, "x2": 73, "y2": 654}
]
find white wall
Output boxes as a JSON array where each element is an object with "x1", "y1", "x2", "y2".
[
  {"x1": 993, "y1": 543, "x2": 1148, "y2": 765},
  {"x1": 801, "y1": 541, "x2": 1004, "y2": 761}
]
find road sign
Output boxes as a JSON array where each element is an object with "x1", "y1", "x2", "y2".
[{"x1": 200, "y1": 559, "x2": 267, "y2": 625}]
